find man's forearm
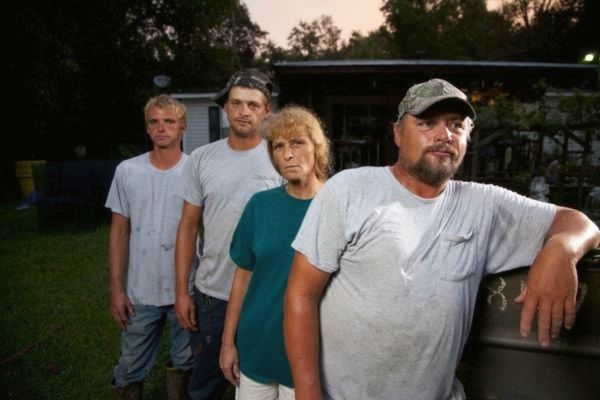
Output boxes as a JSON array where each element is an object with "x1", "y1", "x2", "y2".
[
  {"x1": 108, "y1": 214, "x2": 130, "y2": 294},
  {"x1": 284, "y1": 294, "x2": 322, "y2": 400},
  {"x1": 175, "y1": 221, "x2": 198, "y2": 295}
]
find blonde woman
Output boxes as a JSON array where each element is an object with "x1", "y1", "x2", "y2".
[{"x1": 219, "y1": 106, "x2": 331, "y2": 399}]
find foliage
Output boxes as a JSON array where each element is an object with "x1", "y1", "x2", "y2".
[
  {"x1": 6, "y1": 0, "x2": 599, "y2": 193},
  {"x1": 473, "y1": 86, "x2": 600, "y2": 206},
  {"x1": 379, "y1": 0, "x2": 514, "y2": 60},
  {"x1": 204, "y1": 1, "x2": 268, "y2": 75},
  {"x1": 498, "y1": 0, "x2": 599, "y2": 61},
  {"x1": 341, "y1": 29, "x2": 391, "y2": 59},
  {"x1": 287, "y1": 15, "x2": 344, "y2": 59},
  {"x1": 8, "y1": 0, "x2": 265, "y2": 163},
  {"x1": 558, "y1": 91, "x2": 600, "y2": 129}
]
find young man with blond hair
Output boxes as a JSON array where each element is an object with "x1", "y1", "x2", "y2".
[{"x1": 107, "y1": 94, "x2": 197, "y2": 399}]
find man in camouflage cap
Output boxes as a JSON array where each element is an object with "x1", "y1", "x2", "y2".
[
  {"x1": 285, "y1": 78, "x2": 599, "y2": 399},
  {"x1": 175, "y1": 68, "x2": 282, "y2": 399}
]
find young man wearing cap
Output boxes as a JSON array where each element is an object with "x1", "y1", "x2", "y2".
[
  {"x1": 284, "y1": 78, "x2": 600, "y2": 399},
  {"x1": 107, "y1": 94, "x2": 196, "y2": 399},
  {"x1": 174, "y1": 68, "x2": 283, "y2": 400}
]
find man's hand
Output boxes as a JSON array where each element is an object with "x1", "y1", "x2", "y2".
[
  {"x1": 219, "y1": 343, "x2": 240, "y2": 386},
  {"x1": 175, "y1": 292, "x2": 197, "y2": 332},
  {"x1": 515, "y1": 240, "x2": 578, "y2": 347},
  {"x1": 111, "y1": 291, "x2": 135, "y2": 329}
]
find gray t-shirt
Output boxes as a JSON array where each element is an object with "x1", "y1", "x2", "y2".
[
  {"x1": 178, "y1": 138, "x2": 282, "y2": 300},
  {"x1": 106, "y1": 152, "x2": 196, "y2": 306},
  {"x1": 292, "y1": 166, "x2": 556, "y2": 400}
]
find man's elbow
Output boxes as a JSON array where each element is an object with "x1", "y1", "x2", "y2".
[
  {"x1": 550, "y1": 207, "x2": 600, "y2": 249},
  {"x1": 554, "y1": 207, "x2": 597, "y2": 230}
]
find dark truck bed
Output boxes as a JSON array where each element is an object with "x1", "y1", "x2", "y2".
[{"x1": 458, "y1": 248, "x2": 600, "y2": 400}]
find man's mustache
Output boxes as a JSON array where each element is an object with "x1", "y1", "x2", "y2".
[{"x1": 424, "y1": 144, "x2": 458, "y2": 157}]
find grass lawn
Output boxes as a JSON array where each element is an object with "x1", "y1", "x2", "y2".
[{"x1": 0, "y1": 204, "x2": 234, "y2": 399}]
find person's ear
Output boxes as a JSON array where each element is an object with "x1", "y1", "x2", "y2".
[{"x1": 393, "y1": 122, "x2": 403, "y2": 147}]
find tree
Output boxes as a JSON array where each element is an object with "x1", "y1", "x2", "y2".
[
  {"x1": 287, "y1": 15, "x2": 343, "y2": 59},
  {"x1": 380, "y1": 0, "x2": 513, "y2": 60},
  {"x1": 7, "y1": 0, "x2": 268, "y2": 166},
  {"x1": 499, "y1": 0, "x2": 597, "y2": 61},
  {"x1": 381, "y1": 0, "x2": 462, "y2": 58},
  {"x1": 341, "y1": 29, "x2": 391, "y2": 60},
  {"x1": 208, "y1": 1, "x2": 267, "y2": 70}
]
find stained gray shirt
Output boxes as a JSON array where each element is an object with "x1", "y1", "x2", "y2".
[
  {"x1": 106, "y1": 152, "x2": 196, "y2": 306},
  {"x1": 178, "y1": 139, "x2": 282, "y2": 300},
  {"x1": 292, "y1": 166, "x2": 556, "y2": 400}
]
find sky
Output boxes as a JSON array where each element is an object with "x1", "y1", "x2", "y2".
[
  {"x1": 244, "y1": 0, "x2": 386, "y2": 48},
  {"x1": 244, "y1": 0, "x2": 502, "y2": 49}
]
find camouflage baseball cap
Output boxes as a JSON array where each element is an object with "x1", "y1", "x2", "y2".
[
  {"x1": 397, "y1": 78, "x2": 476, "y2": 121},
  {"x1": 213, "y1": 68, "x2": 274, "y2": 107}
]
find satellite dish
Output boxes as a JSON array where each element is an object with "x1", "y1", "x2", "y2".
[{"x1": 153, "y1": 75, "x2": 172, "y2": 88}]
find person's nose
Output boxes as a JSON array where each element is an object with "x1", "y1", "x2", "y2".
[
  {"x1": 239, "y1": 103, "x2": 251, "y2": 117},
  {"x1": 434, "y1": 121, "x2": 453, "y2": 143},
  {"x1": 283, "y1": 145, "x2": 294, "y2": 160}
]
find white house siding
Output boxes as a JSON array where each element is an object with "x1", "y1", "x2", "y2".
[
  {"x1": 183, "y1": 99, "x2": 210, "y2": 154},
  {"x1": 173, "y1": 93, "x2": 217, "y2": 154}
]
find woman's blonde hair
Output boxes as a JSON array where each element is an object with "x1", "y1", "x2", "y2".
[{"x1": 263, "y1": 105, "x2": 332, "y2": 181}]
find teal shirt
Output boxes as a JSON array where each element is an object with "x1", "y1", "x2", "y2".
[{"x1": 230, "y1": 185, "x2": 312, "y2": 388}]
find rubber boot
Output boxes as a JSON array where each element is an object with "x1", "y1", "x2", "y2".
[
  {"x1": 112, "y1": 380, "x2": 143, "y2": 400},
  {"x1": 166, "y1": 364, "x2": 192, "y2": 400}
]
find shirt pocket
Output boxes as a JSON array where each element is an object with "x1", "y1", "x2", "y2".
[{"x1": 437, "y1": 229, "x2": 478, "y2": 282}]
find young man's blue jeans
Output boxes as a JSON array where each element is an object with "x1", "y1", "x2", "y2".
[
  {"x1": 113, "y1": 304, "x2": 194, "y2": 386},
  {"x1": 188, "y1": 288, "x2": 230, "y2": 400}
]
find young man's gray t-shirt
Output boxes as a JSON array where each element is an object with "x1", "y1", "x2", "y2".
[
  {"x1": 178, "y1": 139, "x2": 282, "y2": 301},
  {"x1": 105, "y1": 153, "x2": 196, "y2": 306},
  {"x1": 292, "y1": 166, "x2": 556, "y2": 400}
]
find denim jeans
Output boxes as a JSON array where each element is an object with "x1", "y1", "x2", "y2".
[
  {"x1": 113, "y1": 304, "x2": 194, "y2": 386},
  {"x1": 188, "y1": 288, "x2": 229, "y2": 400}
]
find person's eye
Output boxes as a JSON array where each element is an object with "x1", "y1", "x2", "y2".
[
  {"x1": 449, "y1": 121, "x2": 466, "y2": 132},
  {"x1": 291, "y1": 139, "x2": 304, "y2": 147},
  {"x1": 273, "y1": 143, "x2": 283, "y2": 150}
]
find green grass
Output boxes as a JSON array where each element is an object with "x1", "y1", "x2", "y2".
[{"x1": 0, "y1": 204, "x2": 234, "y2": 399}]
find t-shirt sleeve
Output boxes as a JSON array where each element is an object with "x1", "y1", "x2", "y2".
[
  {"x1": 105, "y1": 163, "x2": 130, "y2": 218},
  {"x1": 484, "y1": 186, "x2": 556, "y2": 275},
  {"x1": 177, "y1": 149, "x2": 204, "y2": 207},
  {"x1": 229, "y1": 196, "x2": 256, "y2": 271},
  {"x1": 292, "y1": 180, "x2": 346, "y2": 274}
]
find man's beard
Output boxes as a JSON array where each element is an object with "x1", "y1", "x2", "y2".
[{"x1": 400, "y1": 144, "x2": 463, "y2": 186}]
